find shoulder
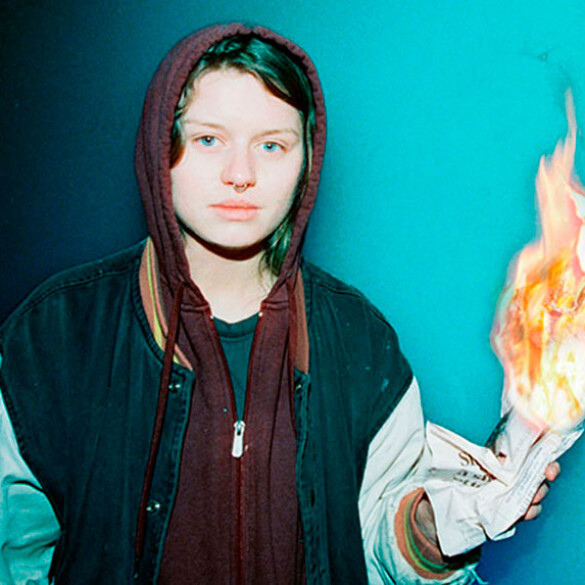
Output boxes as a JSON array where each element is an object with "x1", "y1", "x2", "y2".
[
  {"x1": 1, "y1": 242, "x2": 145, "y2": 338},
  {"x1": 302, "y1": 260, "x2": 394, "y2": 334},
  {"x1": 301, "y1": 258, "x2": 411, "y2": 381},
  {"x1": 301, "y1": 260, "x2": 414, "y2": 447}
]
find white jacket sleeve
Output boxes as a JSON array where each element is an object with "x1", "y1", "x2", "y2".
[
  {"x1": 359, "y1": 379, "x2": 481, "y2": 585},
  {"x1": 0, "y1": 356, "x2": 60, "y2": 585}
]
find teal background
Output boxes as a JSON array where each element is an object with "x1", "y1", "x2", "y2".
[{"x1": 2, "y1": 1, "x2": 585, "y2": 583}]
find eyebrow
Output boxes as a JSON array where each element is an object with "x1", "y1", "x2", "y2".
[
  {"x1": 183, "y1": 119, "x2": 301, "y2": 140},
  {"x1": 182, "y1": 120, "x2": 225, "y2": 132},
  {"x1": 256, "y1": 128, "x2": 301, "y2": 140}
]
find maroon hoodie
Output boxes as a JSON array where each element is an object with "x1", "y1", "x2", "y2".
[{"x1": 134, "y1": 24, "x2": 327, "y2": 584}]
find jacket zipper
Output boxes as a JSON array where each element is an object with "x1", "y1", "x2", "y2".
[
  {"x1": 232, "y1": 421, "x2": 246, "y2": 458},
  {"x1": 209, "y1": 308, "x2": 263, "y2": 585},
  {"x1": 235, "y1": 440, "x2": 245, "y2": 585},
  {"x1": 235, "y1": 309, "x2": 263, "y2": 585}
]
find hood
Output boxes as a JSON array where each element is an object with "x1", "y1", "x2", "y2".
[{"x1": 135, "y1": 23, "x2": 327, "y2": 307}]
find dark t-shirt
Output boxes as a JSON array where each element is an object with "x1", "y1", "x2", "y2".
[{"x1": 213, "y1": 313, "x2": 259, "y2": 420}]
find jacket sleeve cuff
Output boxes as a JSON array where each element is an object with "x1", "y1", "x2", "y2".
[{"x1": 395, "y1": 488, "x2": 480, "y2": 581}]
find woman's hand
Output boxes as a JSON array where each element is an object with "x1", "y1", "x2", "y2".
[
  {"x1": 413, "y1": 492, "x2": 439, "y2": 547},
  {"x1": 523, "y1": 461, "x2": 560, "y2": 520},
  {"x1": 414, "y1": 461, "x2": 561, "y2": 550}
]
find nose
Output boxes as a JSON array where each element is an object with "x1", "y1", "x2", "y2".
[{"x1": 221, "y1": 146, "x2": 256, "y2": 192}]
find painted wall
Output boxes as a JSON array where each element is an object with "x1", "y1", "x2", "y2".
[{"x1": 2, "y1": 1, "x2": 584, "y2": 582}]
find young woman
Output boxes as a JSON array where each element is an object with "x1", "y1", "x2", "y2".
[{"x1": 0, "y1": 24, "x2": 554, "y2": 584}]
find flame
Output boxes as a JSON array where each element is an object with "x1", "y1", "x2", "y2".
[{"x1": 491, "y1": 92, "x2": 585, "y2": 431}]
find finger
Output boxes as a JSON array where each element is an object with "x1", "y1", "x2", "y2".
[
  {"x1": 531, "y1": 483, "x2": 549, "y2": 505},
  {"x1": 524, "y1": 503, "x2": 542, "y2": 521},
  {"x1": 545, "y1": 461, "x2": 561, "y2": 482}
]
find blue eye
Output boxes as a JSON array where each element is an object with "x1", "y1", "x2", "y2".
[
  {"x1": 263, "y1": 142, "x2": 282, "y2": 153},
  {"x1": 198, "y1": 136, "x2": 217, "y2": 147}
]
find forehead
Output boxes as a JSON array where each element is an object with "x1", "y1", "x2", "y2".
[{"x1": 184, "y1": 69, "x2": 302, "y2": 131}]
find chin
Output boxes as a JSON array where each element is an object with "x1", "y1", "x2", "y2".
[{"x1": 201, "y1": 236, "x2": 268, "y2": 261}]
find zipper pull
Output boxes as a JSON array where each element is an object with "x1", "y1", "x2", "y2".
[{"x1": 232, "y1": 420, "x2": 246, "y2": 458}]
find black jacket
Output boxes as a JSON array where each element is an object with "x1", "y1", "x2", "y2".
[{"x1": 0, "y1": 242, "x2": 412, "y2": 583}]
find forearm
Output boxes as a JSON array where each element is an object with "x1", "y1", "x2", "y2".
[
  {"x1": 396, "y1": 489, "x2": 481, "y2": 581},
  {"x1": 359, "y1": 380, "x2": 480, "y2": 584},
  {"x1": 0, "y1": 372, "x2": 59, "y2": 585}
]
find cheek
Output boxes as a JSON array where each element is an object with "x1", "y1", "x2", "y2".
[
  {"x1": 268, "y1": 174, "x2": 302, "y2": 226},
  {"x1": 170, "y1": 172, "x2": 188, "y2": 214},
  {"x1": 171, "y1": 161, "x2": 212, "y2": 206},
  {"x1": 268, "y1": 153, "x2": 305, "y2": 200}
]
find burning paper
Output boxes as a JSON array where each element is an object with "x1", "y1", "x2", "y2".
[
  {"x1": 492, "y1": 91, "x2": 585, "y2": 432},
  {"x1": 422, "y1": 93, "x2": 584, "y2": 557}
]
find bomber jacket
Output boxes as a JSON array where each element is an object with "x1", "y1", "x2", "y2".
[
  {"x1": 0, "y1": 24, "x2": 480, "y2": 585},
  {"x1": 0, "y1": 242, "x2": 414, "y2": 584}
]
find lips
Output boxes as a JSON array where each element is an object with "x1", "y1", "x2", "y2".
[{"x1": 211, "y1": 199, "x2": 260, "y2": 221}]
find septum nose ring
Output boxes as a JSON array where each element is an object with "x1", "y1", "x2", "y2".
[{"x1": 233, "y1": 174, "x2": 250, "y2": 193}]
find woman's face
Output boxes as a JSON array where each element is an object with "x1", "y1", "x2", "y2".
[{"x1": 171, "y1": 68, "x2": 304, "y2": 257}]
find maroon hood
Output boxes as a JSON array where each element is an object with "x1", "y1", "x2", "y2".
[{"x1": 135, "y1": 22, "x2": 326, "y2": 307}]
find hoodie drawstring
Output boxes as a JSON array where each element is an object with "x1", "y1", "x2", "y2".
[{"x1": 134, "y1": 280, "x2": 186, "y2": 574}]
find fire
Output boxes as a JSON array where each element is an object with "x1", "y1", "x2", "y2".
[{"x1": 491, "y1": 92, "x2": 585, "y2": 432}]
